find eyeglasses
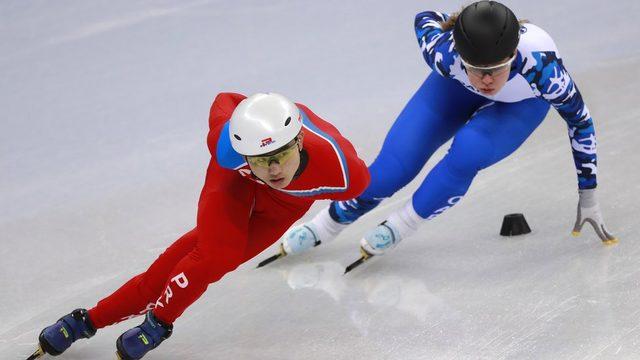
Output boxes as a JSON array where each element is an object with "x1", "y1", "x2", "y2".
[
  {"x1": 246, "y1": 139, "x2": 299, "y2": 168},
  {"x1": 461, "y1": 53, "x2": 516, "y2": 77}
]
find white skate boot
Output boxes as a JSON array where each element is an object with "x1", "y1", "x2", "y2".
[{"x1": 257, "y1": 208, "x2": 348, "y2": 267}]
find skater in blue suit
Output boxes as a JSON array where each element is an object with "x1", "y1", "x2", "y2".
[{"x1": 262, "y1": 1, "x2": 617, "y2": 267}]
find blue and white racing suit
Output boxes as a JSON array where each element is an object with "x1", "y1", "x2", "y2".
[{"x1": 329, "y1": 11, "x2": 598, "y2": 224}]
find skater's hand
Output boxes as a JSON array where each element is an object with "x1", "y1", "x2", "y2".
[{"x1": 572, "y1": 189, "x2": 617, "y2": 244}]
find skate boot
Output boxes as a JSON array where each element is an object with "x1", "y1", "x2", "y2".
[
  {"x1": 282, "y1": 223, "x2": 322, "y2": 255},
  {"x1": 36, "y1": 308, "x2": 96, "y2": 357},
  {"x1": 257, "y1": 208, "x2": 349, "y2": 267},
  {"x1": 344, "y1": 221, "x2": 401, "y2": 274},
  {"x1": 115, "y1": 311, "x2": 172, "y2": 360},
  {"x1": 345, "y1": 201, "x2": 422, "y2": 273},
  {"x1": 361, "y1": 221, "x2": 401, "y2": 255}
]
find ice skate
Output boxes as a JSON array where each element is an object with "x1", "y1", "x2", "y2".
[
  {"x1": 115, "y1": 311, "x2": 172, "y2": 360},
  {"x1": 257, "y1": 208, "x2": 348, "y2": 267},
  {"x1": 30, "y1": 308, "x2": 96, "y2": 359},
  {"x1": 344, "y1": 221, "x2": 400, "y2": 274}
]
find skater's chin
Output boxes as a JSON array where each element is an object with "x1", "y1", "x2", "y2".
[
  {"x1": 266, "y1": 176, "x2": 292, "y2": 189},
  {"x1": 268, "y1": 177, "x2": 286, "y2": 188}
]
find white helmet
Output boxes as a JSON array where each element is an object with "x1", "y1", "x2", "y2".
[{"x1": 229, "y1": 93, "x2": 302, "y2": 156}]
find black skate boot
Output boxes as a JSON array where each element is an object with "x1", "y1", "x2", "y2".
[
  {"x1": 31, "y1": 308, "x2": 96, "y2": 358},
  {"x1": 115, "y1": 311, "x2": 172, "y2": 360}
]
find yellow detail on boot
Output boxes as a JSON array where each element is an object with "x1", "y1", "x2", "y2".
[
  {"x1": 603, "y1": 237, "x2": 619, "y2": 246},
  {"x1": 278, "y1": 243, "x2": 287, "y2": 257},
  {"x1": 359, "y1": 246, "x2": 372, "y2": 260},
  {"x1": 138, "y1": 334, "x2": 150, "y2": 345},
  {"x1": 571, "y1": 231, "x2": 580, "y2": 237},
  {"x1": 60, "y1": 327, "x2": 69, "y2": 339}
]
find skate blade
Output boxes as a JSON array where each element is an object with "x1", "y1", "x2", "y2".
[
  {"x1": 26, "y1": 346, "x2": 45, "y2": 360},
  {"x1": 344, "y1": 247, "x2": 374, "y2": 274},
  {"x1": 256, "y1": 253, "x2": 285, "y2": 268},
  {"x1": 256, "y1": 244, "x2": 287, "y2": 268}
]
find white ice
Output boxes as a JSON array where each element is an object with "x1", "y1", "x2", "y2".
[{"x1": 1, "y1": 1, "x2": 639, "y2": 359}]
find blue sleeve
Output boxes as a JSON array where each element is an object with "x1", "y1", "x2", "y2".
[
  {"x1": 523, "y1": 52, "x2": 597, "y2": 189},
  {"x1": 215, "y1": 121, "x2": 246, "y2": 170},
  {"x1": 414, "y1": 11, "x2": 456, "y2": 78}
]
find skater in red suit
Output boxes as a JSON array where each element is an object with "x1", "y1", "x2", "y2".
[{"x1": 31, "y1": 92, "x2": 369, "y2": 360}]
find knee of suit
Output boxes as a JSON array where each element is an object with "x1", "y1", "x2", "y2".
[
  {"x1": 446, "y1": 128, "x2": 494, "y2": 178},
  {"x1": 365, "y1": 152, "x2": 418, "y2": 199},
  {"x1": 207, "y1": 263, "x2": 241, "y2": 283},
  {"x1": 136, "y1": 274, "x2": 165, "y2": 301},
  {"x1": 189, "y1": 249, "x2": 244, "y2": 283},
  {"x1": 189, "y1": 261, "x2": 241, "y2": 286}
]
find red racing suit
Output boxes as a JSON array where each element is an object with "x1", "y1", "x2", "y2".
[{"x1": 88, "y1": 93, "x2": 369, "y2": 327}]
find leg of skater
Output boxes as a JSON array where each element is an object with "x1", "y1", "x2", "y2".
[
  {"x1": 36, "y1": 229, "x2": 200, "y2": 356},
  {"x1": 114, "y1": 164, "x2": 256, "y2": 360},
  {"x1": 361, "y1": 98, "x2": 551, "y2": 255},
  {"x1": 280, "y1": 73, "x2": 487, "y2": 256}
]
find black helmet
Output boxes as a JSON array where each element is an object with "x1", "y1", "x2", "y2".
[{"x1": 453, "y1": 1, "x2": 520, "y2": 65}]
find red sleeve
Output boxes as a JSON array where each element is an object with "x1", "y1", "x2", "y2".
[
  {"x1": 297, "y1": 104, "x2": 370, "y2": 201},
  {"x1": 206, "y1": 92, "x2": 247, "y2": 157},
  {"x1": 195, "y1": 159, "x2": 252, "y2": 275},
  {"x1": 195, "y1": 94, "x2": 252, "y2": 274},
  {"x1": 208, "y1": 92, "x2": 246, "y2": 129}
]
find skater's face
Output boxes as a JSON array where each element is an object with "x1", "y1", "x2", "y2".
[
  {"x1": 247, "y1": 132, "x2": 304, "y2": 189},
  {"x1": 463, "y1": 53, "x2": 515, "y2": 96}
]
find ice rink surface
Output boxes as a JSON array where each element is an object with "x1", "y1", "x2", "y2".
[{"x1": 1, "y1": 0, "x2": 639, "y2": 359}]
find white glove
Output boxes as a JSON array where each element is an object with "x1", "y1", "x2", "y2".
[{"x1": 572, "y1": 189, "x2": 617, "y2": 244}]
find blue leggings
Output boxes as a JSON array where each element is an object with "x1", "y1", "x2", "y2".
[{"x1": 342, "y1": 72, "x2": 550, "y2": 221}]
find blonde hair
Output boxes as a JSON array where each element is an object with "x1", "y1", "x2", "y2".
[{"x1": 439, "y1": 8, "x2": 465, "y2": 31}]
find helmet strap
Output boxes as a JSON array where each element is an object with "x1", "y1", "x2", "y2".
[{"x1": 292, "y1": 149, "x2": 308, "y2": 180}]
